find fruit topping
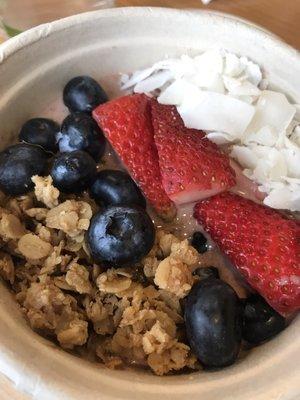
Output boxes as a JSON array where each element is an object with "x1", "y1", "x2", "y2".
[
  {"x1": 93, "y1": 94, "x2": 175, "y2": 219},
  {"x1": 50, "y1": 150, "x2": 96, "y2": 193},
  {"x1": 242, "y1": 294, "x2": 286, "y2": 344},
  {"x1": 151, "y1": 100, "x2": 236, "y2": 204},
  {"x1": 191, "y1": 231, "x2": 208, "y2": 254},
  {"x1": 63, "y1": 75, "x2": 108, "y2": 113},
  {"x1": 19, "y1": 117, "x2": 60, "y2": 153},
  {"x1": 0, "y1": 143, "x2": 48, "y2": 195},
  {"x1": 122, "y1": 50, "x2": 260, "y2": 138},
  {"x1": 184, "y1": 278, "x2": 242, "y2": 368},
  {"x1": 90, "y1": 169, "x2": 146, "y2": 208},
  {"x1": 194, "y1": 192, "x2": 300, "y2": 316},
  {"x1": 57, "y1": 112, "x2": 106, "y2": 161},
  {"x1": 86, "y1": 205, "x2": 155, "y2": 267}
]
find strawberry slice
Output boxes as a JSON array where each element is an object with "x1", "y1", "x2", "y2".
[
  {"x1": 194, "y1": 192, "x2": 300, "y2": 316},
  {"x1": 93, "y1": 94, "x2": 175, "y2": 219},
  {"x1": 151, "y1": 100, "x2": 236, "y2": 204}
]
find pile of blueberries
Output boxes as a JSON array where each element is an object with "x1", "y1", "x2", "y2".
[
  {"x1": 0, "y1": 75, "x2": 286, "y2": 371},
  {"x1": 0, "y1": 76, "x2": 155, "y2": 268}
]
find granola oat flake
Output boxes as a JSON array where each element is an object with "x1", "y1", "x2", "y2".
[{"x1": 0, "y1": 175, "x2": 205, "y2": 375}]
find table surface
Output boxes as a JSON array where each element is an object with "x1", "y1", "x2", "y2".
[
  {"x1": 2, "y1": 0, "x2": 300, "y2": 48},
  {"x1": 0, "y1": 0, "x2": 300, "y2": 399}
]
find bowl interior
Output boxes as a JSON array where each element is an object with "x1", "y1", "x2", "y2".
[{"x1": 0, "y1": 7, "x2": 299, "y2": 400}]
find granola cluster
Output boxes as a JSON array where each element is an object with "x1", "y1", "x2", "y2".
[{"x1": 0, "y1": 175, "x2": 205, "y2": 375}]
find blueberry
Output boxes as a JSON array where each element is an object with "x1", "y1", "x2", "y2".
[
  {"x1": 191, "y1": 231, "x2": 208, "y2": 254},
  {"x1": 19, "y1": 118, "x2": 59, "y2": 153},
  {"x1": 50, "y1": 150, "x2": 96, "y2": 193},
  {"x1": 0, "y1": 143, "x2": 48, "y2": 196},
  {"x1": 63, "y1": 76, "x2": 108, "y2": 113},
  {"x1": 193, "y1": 266, "x2": 219, "y2": 280},
  {"x1": 242, "y1": 295, "x2": 286, "y2": 345},
  {"x1": 57, "y1": 112, "x2": 106, "y2": 161},
  {"x1": 185, "y1": 278, "x2": 242, "y2": 368},
  {"x1": 90, "y1": 170, "x2": 146, "y2": 208},
  {"x1": 86, "y1": 206, "x2": 155, "y2": 267}
]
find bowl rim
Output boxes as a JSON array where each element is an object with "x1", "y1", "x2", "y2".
[
  {"x1": 0, "y1": 6, "x2": 299, "y2": 60},
  {"x1": 0, "y1": 7, "x2": 299, "y2": 400}
]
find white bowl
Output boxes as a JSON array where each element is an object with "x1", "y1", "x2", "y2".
[{"x1": 0, "y1": 7, "x2": 299, "y2": 400}]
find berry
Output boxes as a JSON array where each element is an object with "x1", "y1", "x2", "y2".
[
  {"x1": 243, "y1": 295, "x2": 286, "y2": 344},
  {"x1": 90, "y1": 169, "x2": 146, "y2": 208},
  {"x1": 57, "y1": 112, "x2": 106, "y2": 161},
  {"x1": 185, "y1": 278, "x2": 242, "y2": 368},
  {"x1": 0, "y1": 144, "x2": 47, "y2": 195},
  {"x1": 93, "y1": 94, "x2": 175, "y2": 219},
  {"x1": 194, "y1": 192, "x2": 300, "y2": 316},
  {"x1": 151, "y1": 100, "x2": 236, "y2": 204},
  {"x1": 86, "y1": 206, "x2": 155, "y2": 267},
  {"x1": 191, "y1": 231, "x2": 208, "y2": 253},
  {"x1": 50, "y1": 150, "x2": 96, "y2": 193},
  {"x1": 193, "y1": 266, "x2": 219, "y2": 280},
  {"x1": 63, "y1": 76, "x2": 108, "y2": 113},
  {"x1": 19, "y1": 117, "x2": 59, "y2": 153}
]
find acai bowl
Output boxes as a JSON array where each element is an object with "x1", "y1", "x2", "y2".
[{"x1": 0, "y1": 7, "x2": 299, "y2": 400}]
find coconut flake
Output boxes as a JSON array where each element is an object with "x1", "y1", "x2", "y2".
[
  {"x1": 246, "y1": 90, "x2": 296, "y2": 137},
  {"x1": 158, "y1": 78, "x2": 197, "y2": 105},
  {"x1": 264, "y1": 188, "x2": 294, "y2": 210},
  {"x1": 244, "y1": 126, "x2": 278, "y2": 146},
  {"x1": 194, "y1": 49, "x2": 224, "y2": 75},
  {"x1": 121, "y1": 66, "x2": 159, "y2": 90},
  {"x1": 264, "y1": 186, "x2": 300, "y2": 211},
  {"x1": 240, "y1": 57, "x2": 263, "y2": 86},
  {"x1": 281, "y1": 146, "x2": 300, "y2": 178},
  {"x1": 224, "y1": 53, "x2": 245, "y2": 77},
  {"x1": 223, "y1": 76, "x2": 261, "y2": 97},
  {"x1": 134, "y1": 70, "x2": 173, "y2": 93},
  {"x1": 178, "y1": 90, "x2": 255, "y2": 136},
  {"x1": 189, "y1": 50, "x2": 225, "y2": 92},
  {"x1": 191, "y1": 72, "x2": 225, "y2": 94},
  {"x1": 206, "y1": 132, "x2": 234, "y2": 145},
  {"x1": 230, "y1": 146, "x2": 258, "y2": 170},
  {"x1": 251, "y1": 147, "x2": 287, "y2": 182}
]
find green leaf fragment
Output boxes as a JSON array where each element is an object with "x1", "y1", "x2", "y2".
[{"x1": 3, "y1": 22, "x2": 22, "y2": 37}]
